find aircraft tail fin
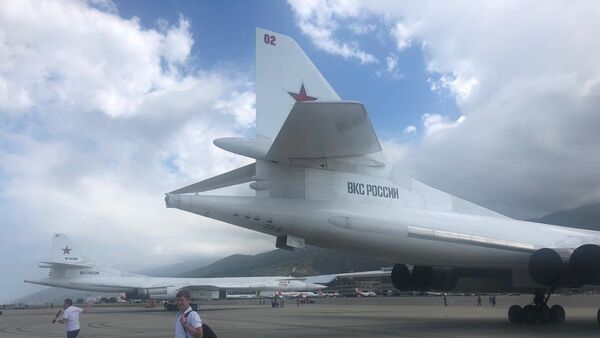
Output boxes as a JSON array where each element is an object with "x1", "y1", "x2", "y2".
[
  {"x1": 256, "y1": 28, "x2": 340, "y2": 140},
  {"x1": 41, "y1": 233, "x2": 94, "y2": 267}
]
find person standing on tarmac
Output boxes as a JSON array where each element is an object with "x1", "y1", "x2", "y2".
[
  {"x1": 175, "y1": 289, "x2": 203, "y2": 338},
  {"x1": 53, "y1": 298, "x2": 92, "y2": 338}
]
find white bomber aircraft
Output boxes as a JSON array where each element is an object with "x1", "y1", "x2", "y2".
[
  {"x1": 25, "y1": 234, "x2": 326, "y2": 301},
  {"x1": 166, "y1": 28, "x2": 600, "y2": 324}
]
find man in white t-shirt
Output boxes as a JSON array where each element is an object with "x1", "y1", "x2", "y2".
[
  {"x1": 54, "y1": 298, "x2": 91, "y2": 338},
  {"x1": 175, "y1": 289, "x2": 203, "y2": 338}
]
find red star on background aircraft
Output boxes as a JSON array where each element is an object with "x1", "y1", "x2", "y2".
[{"x1": 62, "y1": 246, "x2": 71, "y2": 255}]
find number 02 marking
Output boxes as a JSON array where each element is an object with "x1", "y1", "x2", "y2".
[{"x1": 264, "y1": 34, "x2": 276, "y2": 46}]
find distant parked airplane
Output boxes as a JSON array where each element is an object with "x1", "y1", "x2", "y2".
[
  {"x1": 25, "y1": 234, "x2": 325, "y2": 301},
  {"x1": 355, "y1": 288, "x2": 377, "y2": 297}
]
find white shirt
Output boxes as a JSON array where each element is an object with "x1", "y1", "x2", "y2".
[
  {"x1": 62, "y1": 306, "x2": 83, "y2": 331},
  {"x1": 175, "y1": 307, "x2": 202, "y2": 338}
]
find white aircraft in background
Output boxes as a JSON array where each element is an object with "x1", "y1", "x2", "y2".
[
  {"x1": 165, "y1": 28, "x2": 600, "y2": 324},
  {"x1": 355, "y1": 288, "x2": 377, "y2": 297},
  {"x1": 25, "y1": 234, "x2": 327, "y2": 301},
  {"x1": 317, "y1": 290, "x2": 340, "y2": 298},
  {"x1": 271, "y1": 290, "x2": 319, "y2": 299}
]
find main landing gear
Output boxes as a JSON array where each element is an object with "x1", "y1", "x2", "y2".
[{"x1": 508, "y1": 289, "x2": 565, "y2": 324}]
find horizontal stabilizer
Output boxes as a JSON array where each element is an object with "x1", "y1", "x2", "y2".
[
  {"x1": 266, "y1": 101, "x2": 381, "y2": 160},
  {"x1": 38, "y1": 261, "x2": 94, "y2": 269},
  {"x1": 170, "y1": 163, "x2": 256, "y2": 194}
]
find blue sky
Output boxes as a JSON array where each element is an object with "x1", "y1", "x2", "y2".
[{"x1": 2, "y1": 1, "x2": 600, "y2": 303}]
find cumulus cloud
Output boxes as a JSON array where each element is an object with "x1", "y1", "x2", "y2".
[
  {"x1": 288, "y1": 1, "x2": 600, "y2": 219},
  {"x1": 403, "y1": 125, "x2": 416, "y2": 135},
  {"x1": 0, "y1": 1, "x2": 199, "y2": 118},
  {"x1": 421, "y1": 113, "x2": 466, "y2": 139},
  {"x1": 429, "y1": 73, "x2": 479, "y2": 104},
  {"x1": 212, "y1": 84, "x2": 257, "y2": 129},
  {"x1": 0, "y1": 0, "x2": 267, "y2": 302},
  {"x1": 385, "y1": 54, "x2": 398, "y2": 72},
  {"x1": 348, "y1": 23, "x2": 376, "y2": 35},
  {"x1": 383, "y1": 53, "x2": 403, "y2": 79},
  {"x1": 287, "y1": 0, "x2": 378, "y2": 64},
  {"x1": 390, "y1": 21, "x2": 418, "y2": 51}
]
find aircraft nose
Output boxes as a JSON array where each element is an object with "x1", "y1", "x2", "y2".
[{"x1": 164, "y1": 193, "x2": 180, "y2": 208}]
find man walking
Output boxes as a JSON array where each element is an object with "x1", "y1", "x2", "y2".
[
  {"x1": 175, "y1": 289, "x2": 203, "y2": 338},
  {"x1": 54, "y1": 298, "x2": 91, "y2": 338}
]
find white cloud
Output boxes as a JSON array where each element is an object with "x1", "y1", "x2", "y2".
[
  {"x1": 212, "y1": 84, "x2": 256, "y2": 128},
  {"x1": 348, "y1": 23, "x2": 376, "y2": 35},
  {"x1": 421, "y1": 113, "x2": 466, "y2": 139},
  {"x1": 0, "y1": 0, "x2": 194, "y2": 118},
  {"x1": 429, "y1": 73, "x2": 479, "y2": 104},
  {"x1": 161, "y1": 15, "x2": 194, "y2": 68},
  {"x1": 383, "y1": 53, "x2": 403, "y2": 79},
  {"x1": 386, "y1": 54, "x2": 398, "y2": 73},
  {"x1": 287, "y1": 0, "x2": 378, "y2": 64},
  {"x1": 403, "y1": 125, "x2": 416, "y2": 135},
  {"x1": 390, "y1": 21, "x2": 418, "y2": 51},
  {"x1": 0, "y1": 0, "x2": 266, "y2": 302},
  {"x1": 288, "y1": 1, "x2": 600, "y2": 218}
]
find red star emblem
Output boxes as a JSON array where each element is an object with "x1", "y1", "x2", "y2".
[
  {"x1": 288, "y1": 84, "x2": 317, "y2": 102},
  {"x1": 62, "y1": 246, "x2": 71, "y2": 255}
]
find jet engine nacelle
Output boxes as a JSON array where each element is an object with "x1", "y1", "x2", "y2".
[
  {"x1": 391, "y1": 264, "x2": 458, "y2": 291},
  {"x1": 125, "y1": 288, "x2": 150, "y2": 300},
  {"x1": 412, "y1": 266, "x2": 458, "y2": 291},
  {"x1": 125, "y1": 287, "x2": 178, "y2": 300},
  {"x1": 391, "y1": 264, "x2": 411, "y2": 290},
  {"x1": 570, "y1": 244, "x2": 600, "y2": 285},
  {"x1": 528, "y1": 248, "x2": 565, "y2": 286},
  {"x1": 527, "y1": 246, "x2": 600, "y2": 287}
]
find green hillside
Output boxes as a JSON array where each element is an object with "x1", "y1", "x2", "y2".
[
  {"x1": 179, "y1": 245, "x2": 393, "y2": 278},
  {"x1": 530, "y1": 202, "x2": 600, "y2": 230}
]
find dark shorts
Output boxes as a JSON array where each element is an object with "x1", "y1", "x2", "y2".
[{"x1": 67, "y1": 329, "x2": 80, "y2": 338}]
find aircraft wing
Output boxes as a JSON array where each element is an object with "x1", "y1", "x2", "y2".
[
  {"x1": 327, "y1": 215, "x2": 537, "y2": 254},
  {"x1": 266, "y1": 101, "x2": 382, "y2": 160},
  {"x1": 67, "y1": 280, "x2": 173, "y2": 289},
  {"x1": 303, "y1": 270, "x2": 391, "y2": 285},
  {"x1": 176, "y1": 278, "x2": 293, "y2": 291},
  {"x1": 170, "y1": 163, "x2": 255, "y2": 194}
]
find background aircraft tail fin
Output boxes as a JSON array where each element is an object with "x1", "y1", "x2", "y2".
[
  {"x1": 256, "y1": 28, "x2": 340, "y2": 140},
  {"x1": 45, "y1": 233, "x2": 94, "y2": 267}
]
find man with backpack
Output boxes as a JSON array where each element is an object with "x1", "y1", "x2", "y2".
[{"x1": 175, "y1": 290, "x2": 203, "y2": 338}]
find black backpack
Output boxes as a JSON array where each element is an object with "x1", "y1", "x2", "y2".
[
  {"x1": 201, "y1": 323, "x2": 217, "y2": 338},
  {"x1": 182, "y1": 310, "x2": 217, "y2": 338}
]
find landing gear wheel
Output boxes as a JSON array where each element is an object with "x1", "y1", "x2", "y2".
[
  {"x1": 507, "y1": 288, "x2": 566, "y2": 325},
  {"x1": 539, "y1": 305, "x2": 551, "y2": 323},
  {"x1": 550, "y1": 305, "x2": 565, "y2": 323},
  {"x1": 508, "y1": 305, "x2": 523, "y2": 324},
  {"x1": 597, "y1": 308, "x2": 600, "y2": 324},
  {"x1": 523, "y1": 305, "x2": 537, "y2": 324}
]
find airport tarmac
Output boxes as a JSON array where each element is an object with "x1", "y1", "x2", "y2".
[{"x1": 1, "y1": 294, "x2": 600, "y2": 337}]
